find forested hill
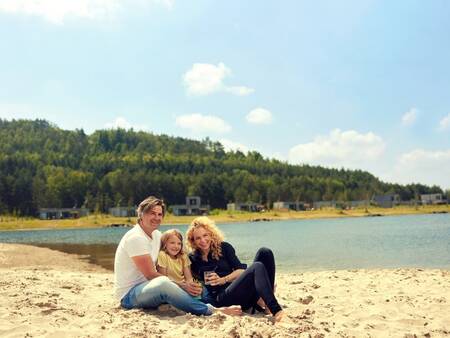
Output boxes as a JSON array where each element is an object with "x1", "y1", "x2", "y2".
[{"x1": 0, "y1": 119, "x2": 443, "y2": 216}]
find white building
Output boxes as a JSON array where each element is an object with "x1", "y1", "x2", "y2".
[
  {"x1": 420, "y1": 193, "x2": 446, "y2": 205},
  {"x1": 109, "y1": 206, "x2": 136, "y2": 217},
  {"x1": 273, "y1": 201, "x2": 307, "y2": 211},
  {"x1": 39, "y1": 208, "x2": 89, "y2": 219},
  {"x1": 227, "y1": 202, "x2": 264, "y2": 212},
  {"x1": 171, "y1": 196, "x2": 210, "y2": 216}
]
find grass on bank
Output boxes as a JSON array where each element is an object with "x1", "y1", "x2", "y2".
[{"x1": 0, "y1": 204, "x2": 449, "y2": 231}]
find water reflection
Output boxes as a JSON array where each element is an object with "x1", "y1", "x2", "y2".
[{"x1": 35, "y1": 243, "x2": 117, "y2": 271}]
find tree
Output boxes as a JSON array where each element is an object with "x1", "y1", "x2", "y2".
[{"x1": 0, "y1": 118, "x2": 445, "y2": 216}]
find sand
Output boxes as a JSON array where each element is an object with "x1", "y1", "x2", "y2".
[{"x1": 1, "y1": 243, "x2": 449, "y2": 338}]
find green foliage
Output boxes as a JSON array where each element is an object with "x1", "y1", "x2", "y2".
[
  {"x1": 0, "y1": 119, "x2": 443, "y2": 216},
  {"x1": 209, "y1": 209, "x2": 221, "y2": 216}
]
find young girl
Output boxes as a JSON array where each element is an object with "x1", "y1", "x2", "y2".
[
  {"x1": 157, "y1": 229, "x2": 242, "y2": 316},
  {"x1": 157, "y1": 229, "x2": 196, "y2": 289}
]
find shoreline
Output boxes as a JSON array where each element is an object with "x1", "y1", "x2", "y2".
[
  {"x1": 1, "y1": 205, "x2": 449, "y2": 231},
  {"x1": 2, "y1": 243, "x2": 450, "y2": 337}
]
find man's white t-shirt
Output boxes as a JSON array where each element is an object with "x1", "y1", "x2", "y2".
[{"x1": 114, "y1": 224, "x2": 162, "y2": 300}]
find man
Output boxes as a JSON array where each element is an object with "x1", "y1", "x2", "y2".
[{"x1": 114, "y1": 196, "x2": 241, "y2": 316}]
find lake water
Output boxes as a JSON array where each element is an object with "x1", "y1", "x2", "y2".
[{"x1": 1, "y1": 214, "x2": 450, "y2": 272}]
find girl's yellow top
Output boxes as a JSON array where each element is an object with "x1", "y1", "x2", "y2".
[{"x1": 157, "y1": 251, "x2": 191, "y2": 283}]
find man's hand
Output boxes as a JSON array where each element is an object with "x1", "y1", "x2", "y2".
[{"x1": 180, "y1": 281, "x2": 202, "y2": 296}]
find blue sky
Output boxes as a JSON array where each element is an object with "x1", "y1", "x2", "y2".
[{"x1": 1, "y1": 0, "x2": 450, "y2": 189}]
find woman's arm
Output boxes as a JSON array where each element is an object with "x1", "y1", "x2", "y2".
[
  {"x1": 208, "y1": 242, "x2": 247, "y2": 286},
  {"x1": 222, "y1": 242, "x2": 247, "y2": 270},
  {"x1": 188, "y1": 253, "x2": 203, "y2": 281},
  {"x1": 209, "y1": 268, "x2": 244, "y2": 286}
]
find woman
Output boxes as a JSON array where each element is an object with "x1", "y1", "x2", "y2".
[{"x1": 186, "y1": 216, "x2": 284, "y2": 322}]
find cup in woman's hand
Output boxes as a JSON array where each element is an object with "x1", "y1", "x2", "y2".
[{"x1": 204, "y1": 270, "x2": 215, "y2": 285}]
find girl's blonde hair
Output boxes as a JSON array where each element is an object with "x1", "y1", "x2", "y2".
[
  {"x1": 186, "y1": 216, "x2": 224, "y2": 260},
  {"x1": 160, "y1": 229, "x2": 185, "y2": 259}
]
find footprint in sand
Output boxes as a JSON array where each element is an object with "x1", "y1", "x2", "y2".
[{"x1": 299, "y1": 295, "x2": 314, "y2": 305}]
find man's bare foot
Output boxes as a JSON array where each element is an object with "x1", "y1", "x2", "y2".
[
  {"x1": 215, "y1": 305, "x2": 242, "y2": 316},
  {"x1": 273, "y1": 310, "x2": 284, "y2": 323}
]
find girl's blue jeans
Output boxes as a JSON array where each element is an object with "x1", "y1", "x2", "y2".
[{"x1": 120, "y1": 276, "x2": 213, "y2": 316}]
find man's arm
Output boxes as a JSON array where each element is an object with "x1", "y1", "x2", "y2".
[
  {"x1": 132, "y1": 255, "x2": 163, "y2": 280},
  {"x1": 156, "y1": 264, "x2": 168, "y2": 276}
]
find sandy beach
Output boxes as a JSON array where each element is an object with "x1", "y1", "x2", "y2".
[{"x1": 1, "y1": 243, "x2": 449, "y2": 337}]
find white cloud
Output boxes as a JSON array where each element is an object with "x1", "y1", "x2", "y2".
[
  {"x1": 219, "y1": 138, "x2": 249, "y2": 153},
  {"x1": 219, "y1": 139, "x2": 285, "y2": 161},
  {"x1": 183, "y1": 63, "x2": 254, "y2": 96},
  {"x1": 175, "y1": 113, "x2": 231, "y2": 134},
  {"x1": 401, "y1": 107, "x2": 418, "y2": 126},
  {"x1": 152, "y1": 0, "x2": 174, "y2": 10},
  {"x1": 246, "y1": 108, "x2": 273, "y2": 125},
  {"x1": 105, "y1": 117, "x2": 148, "y2": 131},
  {"x1": 388, "y1": 149, "x2": 450, "y2": 189},
  {"x1": 438, "y1": 113, "x2": 450, "y2": 131},
  {"x1": 288, "y1": 129, "x2": 386, "y2": 169},
  {"x1": 225, "y1": 86, "x2": 255, "y2": 96},
  {"x1": 0, "y1": 0, "x2": 172, "y2": 24}
]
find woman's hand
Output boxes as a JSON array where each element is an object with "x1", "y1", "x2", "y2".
[
  {"x1": 180, "y1": 281, "x2": 202, "y2": 296},
  {"x1": 208, "y1": 272, "x2": 227, "y2": 286},
  {"x1": 208, "y1": 269, "x2": 244, "y2": 286}
]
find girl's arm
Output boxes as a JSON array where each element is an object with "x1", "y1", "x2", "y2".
[
  {"x1": 183, "y1": 265, "x2": 194, "y2": 283},
  {"x1": 156, "y1": 263, "x2": 191, "y2": 290},
  {"x1": 176, "y1": 267, "x2": 202, "y2": 296}
]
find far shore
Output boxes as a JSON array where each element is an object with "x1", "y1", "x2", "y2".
[{"x1": 0, "y1": 204, "x2": 449, "y2": 231}]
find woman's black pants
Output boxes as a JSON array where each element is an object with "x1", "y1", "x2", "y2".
[{"x1": 217, "y1": 247, "x2": 282, "y2": 315}]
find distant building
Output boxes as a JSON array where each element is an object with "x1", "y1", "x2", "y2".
[
  {"x1": 372, "y1": 194, "x2": 400, "y2": 208},
  {"x1": 313, "y1": 201, "x2": 337, "y2": 209},
  {"x1": 171, "y1": 196, "x2": 210, "y2": 216},
  {"x1": 38, "y1": 208, "x2": 89, "y2": 220},
  {"x1": 273, "y1": 201, "x2": 307, "y2": 211},
  {"x1": 227, "y1": 202, "x2": 265, "y2": 212},
  {"x1": 347, "y1": 200, "x2": 369, "y2": 208},
  {"x1": 109, "y1": 206, "x2": 137, "y2": 217},
  {"x1": 420, "y1": 193, "x2": 446, "y2": 205}
]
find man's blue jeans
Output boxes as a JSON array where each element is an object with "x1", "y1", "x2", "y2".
[{"x1": 120, "y1": 276, "x2": 213, "y2": 316}]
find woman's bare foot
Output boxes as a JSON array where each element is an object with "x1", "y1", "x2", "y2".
[
  {"x1": 215, "y1": 305, "x2": 242, "y2": 316},
  {"x1": 273, "y1": 310, "x2": 284, "y2": 323},
  {"x1": 256, "y1": 298, "x2": 271, "y2": 315}
]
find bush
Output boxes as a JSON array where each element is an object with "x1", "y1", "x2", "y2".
[{"x1": 209, "y1": 209, "x2": 222, "y2": 215}]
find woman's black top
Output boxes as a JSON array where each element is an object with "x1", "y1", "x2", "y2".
[{"x1": 189, "y1": 241, "x2": 247, "y2": 303}]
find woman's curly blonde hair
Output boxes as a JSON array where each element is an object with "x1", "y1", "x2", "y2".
[{"x1": 186, "y1": 216, "x2": 224, "y2": 260}]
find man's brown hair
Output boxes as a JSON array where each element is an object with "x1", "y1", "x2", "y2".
[{"x1": 137, "y1": 196, "x2": 166, "y2": 224}]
